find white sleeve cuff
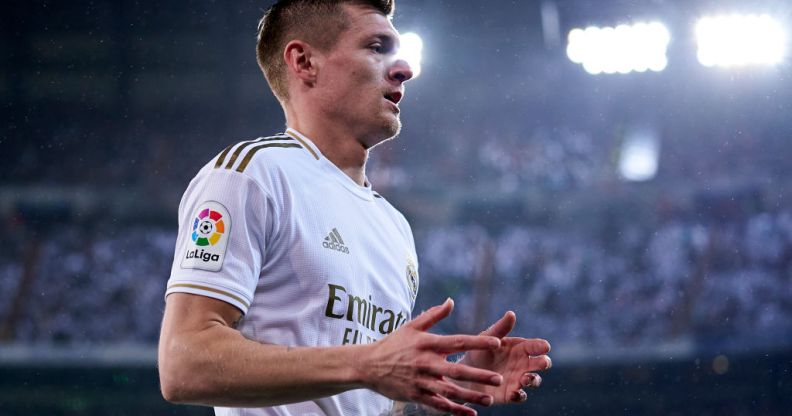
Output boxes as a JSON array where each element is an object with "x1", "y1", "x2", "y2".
[{"x1": 165, "y1": 280, "x2": 252, "y2": 314}]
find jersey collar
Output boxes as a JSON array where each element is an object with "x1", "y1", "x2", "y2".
[{"x1": 285, "y1": 127, "x2": 376, "y2": 202}]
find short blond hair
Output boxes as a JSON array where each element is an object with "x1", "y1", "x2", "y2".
[{"x1": 256, "y1": 0, "x2": 395, "y2": 102}]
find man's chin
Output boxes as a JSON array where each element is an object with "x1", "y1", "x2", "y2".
[
  {"x1": 364, "y1": 117, "x2": 402, "y2": 150},
  {"x1": 385, "y1": 116, "x2": 402, "y2": 140}
]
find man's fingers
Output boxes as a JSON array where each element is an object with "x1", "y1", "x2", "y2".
[
  {"x1": 530, "y1": 354, "x2": 552, "y2": 371},
  {"x1": 416, "y1": 379, "x2": 494, "y2": 408},
  {"x1": 427, "y1": 362, "x2": 503, "y2": 387},
  {"x1": 480, "y1": 310, "x2": 516, "y2": 339},
  {"x1": 520, "y1": 372, "x2": 542, "y2": 388},
  {"x1": 421, "y1": 392, "x2": 477, "y2": 416},
  {"x1": 407, "y1": 298, "x2": 454, "y2": 331},
  {"x1": 510, "y1": 389, "x2": 528, "y2": 403},
  {"x1": 427, "y1": 333, "x2": 501, "y2": 353},
  {"x1": 520, "y1": 338, "x2": 552, "y2": 356}
]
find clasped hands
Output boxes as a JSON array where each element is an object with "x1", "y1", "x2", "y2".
[{"x1": 359, "y1": 298, "x2": 552, "y2": 416}]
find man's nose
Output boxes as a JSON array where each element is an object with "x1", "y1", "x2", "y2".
[{"x1": 389, "y1": 59, "x2": 414, "y2": 83}]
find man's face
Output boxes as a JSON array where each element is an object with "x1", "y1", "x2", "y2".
[{"x1": 314, "y1": 4, "x2": 413, "y2": 148}]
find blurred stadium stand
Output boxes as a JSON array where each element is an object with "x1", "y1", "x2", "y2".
[{"x1": 2, "y1": 0, "x2": 792, "y2": 414}]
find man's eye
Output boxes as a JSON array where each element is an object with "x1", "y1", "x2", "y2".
[{"x1": 369, "y1": 44, "x2": 383, "y2": 53}]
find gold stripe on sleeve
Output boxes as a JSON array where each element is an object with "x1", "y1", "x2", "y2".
[
  {"x1": 224, "y1": 136, "x2": 293, "y2": 170},
  {"x1": 214, "y1": 144, "x2": 235, "y2": 168},
  {"x1": 168, "y1": 283, "x2": 250, "y2": 308},
  {"x1": 236, "y1": 143, "x2": 302, "y2": 173}
]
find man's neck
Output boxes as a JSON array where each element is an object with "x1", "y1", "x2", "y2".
[{"x1": 285, "y1": 112, "x2": 369, "y2": 187}]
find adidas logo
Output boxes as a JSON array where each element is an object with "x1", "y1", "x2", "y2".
[{"x1": 323, "y1": 228, "x2": 350, "y2": 254}]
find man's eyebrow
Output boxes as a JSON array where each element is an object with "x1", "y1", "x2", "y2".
[{"x1": 369, "y1": 32, "x2": 400, "y2": 48}]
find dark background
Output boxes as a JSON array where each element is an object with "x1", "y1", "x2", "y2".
[{"x1": 1, "y1": 0, "x2": 791, "y2": 414}]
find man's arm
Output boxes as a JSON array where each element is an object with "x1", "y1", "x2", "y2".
[
  {"x1": 158, "y1": 293, "x2": 363, "y2": 406},
  {"x1": 158, "y1": 294, "x2": 502, "y2": 413}
]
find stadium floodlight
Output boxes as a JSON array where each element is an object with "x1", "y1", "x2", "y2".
[
  {"x1": 566, "y1": 21, "x2": 670, "y2": 75},
  {"x1": 619, "y1": 126, "x2": 660, "y2": 182},
  {"x1": 397, "y1": 32, "x2": 423, "y2": 78},
  {"x1": 695, "y1": 14, "x2": 787, "y2": 68}
]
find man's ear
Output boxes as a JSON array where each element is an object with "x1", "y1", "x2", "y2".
[{"x1": 283, "y1": 40, "x2": 319, "y2": 86}]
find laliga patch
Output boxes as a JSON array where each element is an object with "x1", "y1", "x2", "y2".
[{"x1": 181, "y1": 201, "x2": 231, "y2": 272}]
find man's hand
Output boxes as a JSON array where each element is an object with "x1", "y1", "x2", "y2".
[
  {"x1": 458, "y1": 311, "x2": 552, "y2": 404},
  {"x1": 359, "y1": 299, "x2": 504, "y2": 416}
]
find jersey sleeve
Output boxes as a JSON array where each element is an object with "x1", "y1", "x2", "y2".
[{"x1": 166, "y1": 169, "x2": 274, "y2": 314}]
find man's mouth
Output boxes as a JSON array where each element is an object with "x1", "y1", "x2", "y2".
[{"x1": 384, "y1": 91, "x2": 403, "y2": 105}]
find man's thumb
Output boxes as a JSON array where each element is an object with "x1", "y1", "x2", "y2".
[
  {"x1": 408, "y1": 298, "x2": 454, "y2": 331},
  {"x1": 480, "y1": 310, "x2": 516, "y2": 339}
]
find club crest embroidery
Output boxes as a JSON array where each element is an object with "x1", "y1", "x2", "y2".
[
  {"x1": 181, "y1": 201, "x2": 231, "y2": 272},
  {"x1": 406, "y1": 256, "x2": 419, "y2": 301}
]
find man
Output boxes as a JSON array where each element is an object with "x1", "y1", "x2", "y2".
[{"x1": 158, "y1": 1, "x2": 552, "y2": 415}]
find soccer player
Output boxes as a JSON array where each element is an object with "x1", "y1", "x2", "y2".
[{"x1": 157, "y1": 1, "x2": 552, "y2": 415}]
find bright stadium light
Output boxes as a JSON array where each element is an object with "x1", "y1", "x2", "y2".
[
  {"x1": 567, "y1": 21, "x2": 670, "y2": 75},
  {"x1": 619, "y1": 126, "x2": 660, "y2": 182},
  {"x1": 397, "y1": 32, "x2": 423, "y2": 78},
  {"x1": 696, "y1": 14, "x2": 787, "y2": 68}
]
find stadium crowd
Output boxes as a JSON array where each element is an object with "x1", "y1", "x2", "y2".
[
  {"x1": 416, "y1": 209, "x2": 792, "y2": 348},
  {"x1": 4, "y1": 74, "x2": 790, "y2": 350},
  {"x1": 1, "y1": 204, "x2": 790, "y2": 349},
  {"x1": 0, "y1": 225, "x2": 172, "y2": 344}
]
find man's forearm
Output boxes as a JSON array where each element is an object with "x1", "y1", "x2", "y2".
[
  {"x1": 159, "y1": 295, "x2": 501, "y2": 413},
  {"x1": 159, "y1": 317, "x2": 368, "y2": 407}
]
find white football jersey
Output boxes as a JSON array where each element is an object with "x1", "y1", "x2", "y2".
[{"x1": 167, "y1": 127, "x2": 419, "y2": 416}]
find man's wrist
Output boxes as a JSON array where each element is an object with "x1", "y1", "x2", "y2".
[{"x1": 345, "y1": 343, "x2": 373, "y2": 389}]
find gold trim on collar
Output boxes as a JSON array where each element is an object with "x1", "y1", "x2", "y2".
[{"x1": 285, "y1": 130, "x2": 320, "y2": 160}]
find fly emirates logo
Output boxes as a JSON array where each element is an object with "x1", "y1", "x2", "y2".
[{"x1": 324, "y1": 284, "x2": 409, "y2": 345}]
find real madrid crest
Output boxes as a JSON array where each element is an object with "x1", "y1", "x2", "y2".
[{"x1": 406, "y1": 256, "x2": 419, "y2": 301}]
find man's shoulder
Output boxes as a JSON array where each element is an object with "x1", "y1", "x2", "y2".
[
  {"x1": 211, "y1": 133, "x2": 305, "y2": 172},
  {"x1": 197, "y1": 133, "x2": 313, "y2": 181}
]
